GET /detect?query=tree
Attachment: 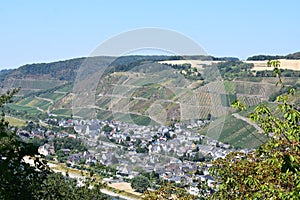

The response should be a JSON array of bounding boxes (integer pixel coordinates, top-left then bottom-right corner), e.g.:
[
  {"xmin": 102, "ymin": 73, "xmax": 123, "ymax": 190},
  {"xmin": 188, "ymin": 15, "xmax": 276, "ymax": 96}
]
[
  {"xmin": 0, "ymin": 89, "xmax": 51, "ymax": 199},
  {"xmin": 130, "ymin": 175, "xmax": 150, "ymax": 193},
  {"xmin": 36, "ymin": 173, "xmax": 108, "ymax": 200},
  {"xmin": 211, "ymin": 61, "xmax": 300, "ymax": 199},
  {"xmin": 0, "ymin": 89, "xmax": 108, "ymax": 199},
  {"xmin": 102, "ymin": 124, "xmax": 113, "ymax": 133},
  {"xmin": 136, "ymin": 146, "xmax": 148, "ymax": 153}
]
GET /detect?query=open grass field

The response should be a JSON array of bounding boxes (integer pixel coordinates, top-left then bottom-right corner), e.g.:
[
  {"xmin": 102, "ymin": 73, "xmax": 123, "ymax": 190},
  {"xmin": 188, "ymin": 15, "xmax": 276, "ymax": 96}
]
[
  {"xmin": 158, "ymin": 60, "xmax": 223, "ymax": 69},
  {"xmin": 159, "ymin": 59, "xmax": 300, "ymax": 72},
  {"xmin": 5, "ymin": 116, "xmax": 26, "ymax": 127},
  {"xmin": 7, "ymin": 104, "xmax": 42, "ymax": 115},
  {"xmin": 107, "ymin": 182, "xmax": 142, "ymax": 197},
  {"xmin": 245, "ymin": 59, "xmax": 300, "ymax": 71}
]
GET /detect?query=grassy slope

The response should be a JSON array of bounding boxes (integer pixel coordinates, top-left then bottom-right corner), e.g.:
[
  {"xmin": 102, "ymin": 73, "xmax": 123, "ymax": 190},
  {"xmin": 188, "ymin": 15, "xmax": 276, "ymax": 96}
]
[
  {"xmin": 5, "ymin": 116, "xmax": 26, "ymax": 127},
  {"xmin": 7, "ymin": 84, "xmax": 73, "ymax": 118},
  {"xmin": 200, "ymin": 115, "xmax": 266, "ymax": 149}
]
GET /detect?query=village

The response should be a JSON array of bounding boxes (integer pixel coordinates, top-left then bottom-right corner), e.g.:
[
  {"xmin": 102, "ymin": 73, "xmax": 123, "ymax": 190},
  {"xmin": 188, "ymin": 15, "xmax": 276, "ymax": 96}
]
[{"xmin": 17, "ymin": 117, "xmax": 249, "ymax": 195}]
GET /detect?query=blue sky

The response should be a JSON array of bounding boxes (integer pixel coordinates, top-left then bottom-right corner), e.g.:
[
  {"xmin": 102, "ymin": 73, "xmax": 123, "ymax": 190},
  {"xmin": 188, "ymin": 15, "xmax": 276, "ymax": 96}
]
[{"xmin": 1, "ymin": 0, "xmax": 300, "ymax": 69}]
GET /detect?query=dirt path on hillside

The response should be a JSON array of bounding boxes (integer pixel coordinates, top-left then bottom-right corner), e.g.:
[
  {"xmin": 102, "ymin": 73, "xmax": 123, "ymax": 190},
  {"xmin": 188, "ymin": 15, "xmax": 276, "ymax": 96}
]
[
  {"xmin": 232, "ymin": 113, "xmax": 263, "ymax": 133},
  {"xmin": 35, "ymin": 96, "xmax": 54, "ymax": 104}
]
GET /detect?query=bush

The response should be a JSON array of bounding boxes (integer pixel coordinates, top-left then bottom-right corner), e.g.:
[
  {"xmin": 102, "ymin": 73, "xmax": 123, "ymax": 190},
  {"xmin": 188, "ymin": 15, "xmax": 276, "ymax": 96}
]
[{"xmin": 130, "ymin": 175, "xmax": 150, "ymax": 193}]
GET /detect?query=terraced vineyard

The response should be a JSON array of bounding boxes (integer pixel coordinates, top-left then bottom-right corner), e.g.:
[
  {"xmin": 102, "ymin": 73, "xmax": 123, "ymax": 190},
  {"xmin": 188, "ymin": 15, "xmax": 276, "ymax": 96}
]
[
  {"xmin": 93, "ymin": 71, "xmax": 229, "ymax": 124},
  {"xmin": 7, "ymin": 104, "xmax": 42, "ymax": 115},
  {"xmin": 81, "ymin": 67, "xmax": 284, "ymax": 128},
  {"xmin": 200, "ymin": 115, "xmax": 267, "ymax": 148},
  {"xmin": 8, "ymin": 85, "xmax": 72, "ymax": 119},
  {"xmin": 2, "ymin": 56, "xmax": 296, "ymax": 149}
]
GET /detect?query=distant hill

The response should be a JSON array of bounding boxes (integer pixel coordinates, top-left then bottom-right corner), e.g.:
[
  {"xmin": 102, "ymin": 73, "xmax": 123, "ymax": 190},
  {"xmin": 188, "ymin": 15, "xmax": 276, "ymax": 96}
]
[
  {"xmin": 247, "ymin": 51, "xmax": 300, "ymax": 61},
  {"xmin": 286, "ymin": 52, "xmax": 300, "ymax": 59},
  {"xmin": 0, "ymin": 55, "xmax": 239, "ymax": 94},
  {"xmin": 0, "ymin": 56, "xmax": 172, "ymax": 95}
]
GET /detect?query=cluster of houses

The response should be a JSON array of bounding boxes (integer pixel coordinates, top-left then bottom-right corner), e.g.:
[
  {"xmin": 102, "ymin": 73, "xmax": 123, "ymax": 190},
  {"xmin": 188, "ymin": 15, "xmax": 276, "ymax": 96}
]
[
  {"xmin": 17, "ymin": 127, "xmax": 76, "ymax": 143},
  {"xmin": 17, "ymin": 117, "xmax": 246, "ymax": 196},
  {"xmin": 16, "ymin": 122, "xmax": 96, "ymax": 166},
  {"xmin": 66, "ymin": 118, "xmax": 236, "ymax": 195}
]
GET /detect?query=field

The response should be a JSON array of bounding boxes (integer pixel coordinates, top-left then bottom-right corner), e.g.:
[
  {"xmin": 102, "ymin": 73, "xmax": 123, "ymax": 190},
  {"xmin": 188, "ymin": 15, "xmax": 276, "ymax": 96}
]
[
  {"xmin": 245, "ymin": 59, "xmax": 300, "ymax": 71},
  {"xmin": 159, "ymin": 59, "xmax": 300, "ymax": 72},
  {"xmin": 7, "ymin": 104, "xmax": 42, "ymax": 115},
  {"xmin": 107, "ymin": 182, "xmax": 141, "ymax": 197},
  {"xmin": 158, "ymin": 60, "xmax": 223, "ymax": 69},
  {"xmin": 5, "ymin": 116, "xmax": 26, "ymax": 127},
  {"xmin": 17, "ymin": 97, "xmax": 52, "ymax": 111},
  {"xmin": 5, "ymin": 91, "xmax": 74, "ymax": 120}
]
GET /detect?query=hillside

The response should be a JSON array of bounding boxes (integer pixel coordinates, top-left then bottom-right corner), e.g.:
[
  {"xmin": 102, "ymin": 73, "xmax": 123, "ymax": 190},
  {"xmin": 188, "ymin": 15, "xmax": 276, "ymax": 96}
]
[
  {"xmin": 0, "ymin": 55, "xmax": 177, "ymax": 96},
  {"xmin": 2, "ymin": 53, "xmax": 299, "ymax": 148}
]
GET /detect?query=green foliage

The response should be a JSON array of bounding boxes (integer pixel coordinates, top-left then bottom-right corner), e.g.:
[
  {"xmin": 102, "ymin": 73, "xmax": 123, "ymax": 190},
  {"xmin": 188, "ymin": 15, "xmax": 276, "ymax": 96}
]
[
  {"xmin": 0, "ymin": 88, "xmax": 51, "ymax": 199},
  {"xmin": 286, "ymin": 52, "xmax": 300, "ymax": 59},
  {"xmin": 256, "ymin": 69, "xmax": 300, "ymax": 78},
  {"xmin": 15, "ymin": 58, "xmax": 83, "ymax": 81},
  {"xmin": 203, "ymin": 61, "xmax": 254, "ymax": 81},
  {"xmin": 52, "ymin": 137, "xmax": 87, "ymax": 152},
  {"xmin": 211, "ymin": 61, "xmax": 300, "ymax": 199},
  {"xmin": 247, "ymin": 52, "xmax": 300, "ymax": 60},
  {"xmin": 136, "ymin": 146, "xmax": 148, "ymax": 153},
  {"xmin": 27, "ymin": 137, "xmax": 48, "ymax": 147},
  {"xmin": 231, "ymin": 99, "xmax": 247, "ymax": 111},
  {"xmin": 247, "ymin": 54, "xmax": 284, "ymax": 61},
  {"xmin": 0, "ymin": 89, "xmax": 107, "ymax": 199},
  {"xmin": 164, "ymin": 63, "xmax": 204, "ymax": 80},
  {"xmin": 102, "ymin": 124, "xmax": 113, "ymax": 133},
  {"xmin": 143, "ymin": 183, "xmax": 196, "ymax": 200},
  {"xmin": 35, "ymin": 173, "xmax": 109, "ymax": 200},
  {"xmin": 130, "ymin": 175, "xmax": 150, "ymax": 193}
]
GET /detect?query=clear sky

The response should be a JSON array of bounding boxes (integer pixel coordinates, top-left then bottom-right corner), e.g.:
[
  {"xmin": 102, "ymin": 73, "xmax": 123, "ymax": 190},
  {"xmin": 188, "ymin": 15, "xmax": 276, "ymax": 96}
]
[{"xmin": 1, "ymin": 0, "xmax": 300, "ymax": 69}]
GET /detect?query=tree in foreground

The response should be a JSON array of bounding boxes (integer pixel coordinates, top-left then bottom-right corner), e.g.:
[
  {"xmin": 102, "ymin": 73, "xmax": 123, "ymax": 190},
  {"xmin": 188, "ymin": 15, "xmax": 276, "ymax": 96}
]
[
  {"xmin": 0, "ymin": 89, "xmax": 108, "ymax": 199},
  {"xmin": 36, "ymin": 173, "xmax": 108, "ymax": 200},
  {"xmin": 0, "ymin": 89, "xmax": 50, "ymax": 199},
  {"xmin": 211, "ymin": 60, "xmax": 300, "ymax": 199}
]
